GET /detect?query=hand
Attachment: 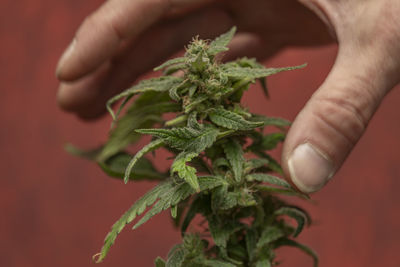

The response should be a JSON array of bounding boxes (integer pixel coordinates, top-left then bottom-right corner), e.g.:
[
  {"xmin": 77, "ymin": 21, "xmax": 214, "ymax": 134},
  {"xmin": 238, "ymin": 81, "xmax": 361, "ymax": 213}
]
[{"xmin": 56, "ymin": 0, "xmax": 400, "ymax": 193}]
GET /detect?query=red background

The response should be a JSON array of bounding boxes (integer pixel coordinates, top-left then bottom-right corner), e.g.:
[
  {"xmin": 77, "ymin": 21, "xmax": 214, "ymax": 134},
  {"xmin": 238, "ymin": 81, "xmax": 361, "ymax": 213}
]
[{"xmin": 1, "ymin": 1, "xmax": 400, "ymax": 267}]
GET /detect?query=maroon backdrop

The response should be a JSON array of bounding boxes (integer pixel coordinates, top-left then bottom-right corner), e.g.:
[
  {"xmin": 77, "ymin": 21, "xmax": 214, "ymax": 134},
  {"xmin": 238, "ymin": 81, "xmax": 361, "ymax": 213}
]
[{"xmin": 1, "ymin": 1, "xmax": 400, "ymax": 267}]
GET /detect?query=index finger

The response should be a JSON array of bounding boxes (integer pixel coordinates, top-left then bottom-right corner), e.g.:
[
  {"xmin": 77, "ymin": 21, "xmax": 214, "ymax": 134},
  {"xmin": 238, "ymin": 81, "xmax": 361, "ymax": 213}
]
[{"xmin": 56, "ymin": 0, "xmax": 210, "ymax": 81}]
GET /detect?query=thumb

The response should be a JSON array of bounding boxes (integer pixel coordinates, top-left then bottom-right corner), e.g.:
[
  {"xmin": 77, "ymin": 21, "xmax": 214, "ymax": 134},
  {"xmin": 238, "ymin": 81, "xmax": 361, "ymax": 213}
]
[{"xmin": 281, "ymin": 44, "xmax": 399, "ymax": 194}]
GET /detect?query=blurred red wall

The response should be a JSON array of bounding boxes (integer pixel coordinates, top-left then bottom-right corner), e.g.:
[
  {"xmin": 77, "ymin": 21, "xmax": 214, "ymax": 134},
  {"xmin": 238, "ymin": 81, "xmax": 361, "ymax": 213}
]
[{"xmin": 1, "ymin": 1, "xmax": 400, "ymax": 267}]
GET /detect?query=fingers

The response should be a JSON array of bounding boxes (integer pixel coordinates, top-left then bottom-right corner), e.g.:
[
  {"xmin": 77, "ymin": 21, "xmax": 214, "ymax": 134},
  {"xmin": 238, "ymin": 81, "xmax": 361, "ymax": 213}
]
[
  {"xmin": 56, "ymin": 0, "xmax": 179, "ymax": 81},
  {"xmin": 281, "ymin": 44, "xmax": 399, "ymax": 194},
  {"xmin": 58, "ymin": 6, "xmax": 234, "ymax": 119}
]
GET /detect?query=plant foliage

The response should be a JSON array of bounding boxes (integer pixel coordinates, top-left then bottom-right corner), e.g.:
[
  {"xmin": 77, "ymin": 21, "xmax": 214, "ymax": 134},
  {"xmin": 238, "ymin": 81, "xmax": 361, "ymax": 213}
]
[{"xmin": 71, "ymin": 26, "xmax": 317, "ymax": 266}]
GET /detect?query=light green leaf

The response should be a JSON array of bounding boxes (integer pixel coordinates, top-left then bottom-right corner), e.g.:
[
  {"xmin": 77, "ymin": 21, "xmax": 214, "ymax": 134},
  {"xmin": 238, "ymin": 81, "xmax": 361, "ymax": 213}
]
[
  {"xmin": 274, "ymin": 207, "xmax": 309, "ymax": 237},
  {"xmin": 246, "ymin": 173, "xmax": 291, "ymax": 189},
  {"xmin": 124, "ymin": 139, "xmax": 165, "ymax": 183},
  {"xmin": 209, "ymin": 108, "xmax": 263, "ymax": 130},
  {"xmin": 222, "ymin": 139, "xmax": 244, "ymax": 182},
  {"xmin": 256, "ymin": 185, "xmax": 309, "ymax": 199},
  {"xmin": 208, "ymin": 26, "xmax": 237, "ymax": 55},
  {"xmin": 136, "ymin": 126, "xmax": 219, "ymax": 153},
  {"xmin": 273, "ymin": 238, "xmax": 318, "ymax": 267},
  {"xmin": 172, "ymin": 152, "xmax": 200, "ymax": 192},
  {"xmin": 154, "ymin": 57, "xmax": 186, "ymax": 71},
  {"xmin": 221, "ymin": 64, "xmax": 306, "ymax": 80}
]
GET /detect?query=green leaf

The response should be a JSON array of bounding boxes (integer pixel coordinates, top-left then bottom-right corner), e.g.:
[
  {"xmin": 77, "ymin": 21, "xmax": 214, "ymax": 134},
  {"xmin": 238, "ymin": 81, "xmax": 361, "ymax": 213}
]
[
  {"xmin": 260, "ymin": 133, "xmax": 285, "ymax": 150},
  {"xmin": 245, "ymin": 228, "xmax": 257, "ymax": 261},
  {"xmin": 154, "ymin": 57, "xmax": 186, "ymax": 71},
  {"xmin": 100, "ymin": 92, "xmax": 180, "ymax": 161},
  {"xmin": 133, "ymin": 176, "xmax": 226, "ymax": 230},
  {"xmin": 273, "ymin": 238, "xmax": 318, "ymax": 267},
  {"xmin": 208, "ymin": 26, "xmax": 237, "ymax": 55},
  {"xmin": 94, "ymin": 181, "xmax": 175, "ymax": 263},
  {"xmin": 250, "ymin": 115, "xmax": 291, "ymax": 128},
  {"xmin": 124, "ymin": 139, "xmax": 165, "ymax": 183},
  {"xmin": 221, "ymin": 64, "xmax": 306, "ymax": 80},
  {"xmin": 64, "ymin": 144, "xmax": 102, "ymax": 160},
  {"xmin": 106, "ymin": 76, "xmax": 183, "ymax": 120},
  {"xmin": 243, "ymin": 158, "xmax": 270, "ymax": 174},
  {"xmin": 256, "ymin": 226, "xmax": 285, "ymax": 249},
  {"xmin": 209, "ymin": 108, "xmax": 263, "ymax": 130},
  {"xmin": 136, "ymin": 126, "xmax": 219, "ymax": 153},
  {"xmin": 246, "ymin": 173, "xmax": 291, "ymax": 189},
  {"xmin": 222, "ymin": 139, "xmax": 244, "ymax": 182},
  {"xmin": 155, "ymin": 257, "xmax": 166, "ymax": 267},
  {"xmin": 166, "ymin": 244, "xmax": 186, "ymax": 267},
  {"xmin": 274, "ymin": 207, "xmax": 309, "ymax": 237},
  {"xmin": 203, "ymin": 259, "xmax": 236, "ymax": 267},
  {"xmin": 172, "ymin": 152, "xmax": 200, "ymax": 192},
  {"xmin": 255, "ymin": 259, "xmax": 272, "ymax": 267},
  {"xmin": 208, "ymin": 216, "xmax": 243, "ymax": 248},
  {"xmin": 98, "ymin": 152, "xmax": 166, "ymax": 180},
  {"xmin": 256, "ymin": 185, "xmax": 309, "ymax": 199}
]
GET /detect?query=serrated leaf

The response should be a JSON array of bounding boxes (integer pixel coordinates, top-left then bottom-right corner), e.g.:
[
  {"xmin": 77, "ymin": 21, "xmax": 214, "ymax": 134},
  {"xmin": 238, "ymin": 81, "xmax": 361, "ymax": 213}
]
[
  {"xmin": 154, "ymin": 57, "xmax": 186, "ymax": 71},
  {"xmin": 106, "ymin": 76, "xmax": 183, "ymax": 120},
  {"xmin": 256, "ymin": 226, "xmax": 285, "ymax": 249},
  {"xmin": 222, "ymin": 139, "xmax": 244, "ymax": 182},
  {"xmin": 98, "ymin": 152, "xmax": 166, "ymax": 180},
  {"xmin": 64, "ymin": 144, "xmax": 103, "ymax": 160},
  {"xmin": 273, "ymin": 238, "xmax": 318, "ymax": 267},
  {"xmin": 246, "ymin": 173, "xmax": 291, "ymax": 189},
  {"xmin": 209, "ymin": 108, "xmax": 263, "ymax": 130},
  {"xmin": 94, "ymin": 181, "xmax": 175, "ymax": 263},
  {"xmin": 274, "ymin": 207, "xmax": 309, "ymax": 237},
  {"xmin": 133, "ymin": 176, "xmax": 225, "ymax": 230},
  {"xmin": 136, "ymin": 126, "xmax": 219, "ymax": 153},
  {"xmin": 172, "ymin": 152, "xmax": 200, "ymax": 192},
  {"xmin": 221, "ymin": 64, "xmax": 306, "ymax": 80},
  {"xmin": 124, "ymin": 139, "xmax": 165, "ymax": 183},
  {"xmin": 165, "ymin": 63, "xmax": 187, "ymax": 75},
  {"xmin": 250, "ymin": 115, "xmax": 291, "ymax": 128},
  {"xmin": 260, "ymin": 133, "xmax": 285, "ymax": 150},
  {"xmin": 155, "ymin": 257, "xmax": 166, "ymax": 267},
  {"xmin": 243, "ymin": 158, "xmax": 270, "ymax": 174},
  {"xmin": 166, "ymin": 244, "xmax": 185, "ymax": 267},
  {"xmin": 100, "ymin": 92, "xmax": 180, "ymax": 161},
  {"xmin": 208, "ymin": 26, "xmax": 236, "ymax": 55},
  {"xmin": 208, "ymin": 216, "xmax": 243, "ymax": 248}
]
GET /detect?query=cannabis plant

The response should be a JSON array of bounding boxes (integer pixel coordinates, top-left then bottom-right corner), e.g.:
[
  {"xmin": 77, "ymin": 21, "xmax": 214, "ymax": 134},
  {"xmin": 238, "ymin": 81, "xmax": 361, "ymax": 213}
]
[{"xmin": 68, "ymin": 27, "xmax": 317, "ymax": 267}]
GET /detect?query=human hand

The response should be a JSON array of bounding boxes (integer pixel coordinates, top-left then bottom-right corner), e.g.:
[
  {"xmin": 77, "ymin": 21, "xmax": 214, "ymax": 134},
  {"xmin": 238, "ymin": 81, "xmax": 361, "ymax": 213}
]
[{"xmin": 56, "ymin": 0, "xmax": 400, "ymax": 193}]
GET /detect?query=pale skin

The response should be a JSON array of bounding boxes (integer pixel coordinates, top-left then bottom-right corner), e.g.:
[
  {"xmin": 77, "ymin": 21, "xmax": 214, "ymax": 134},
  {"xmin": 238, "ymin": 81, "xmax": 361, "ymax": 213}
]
[{"xmin": 56, "ymin": 0, "xmax": 400, "ymax": 193}]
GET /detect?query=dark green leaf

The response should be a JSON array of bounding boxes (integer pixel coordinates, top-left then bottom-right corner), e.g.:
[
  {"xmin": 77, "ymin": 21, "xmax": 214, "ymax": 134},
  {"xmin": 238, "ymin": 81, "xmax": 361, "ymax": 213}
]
[
  {"xmin": 274, "ymin": 207, "xmax": 309, "ymax": 237},
  {"xmin": 256, "ymin": 226, "xmax": 285, "ymax": 249},
  {"xmin": 222, "ymin": 139, "xmax": 244, "ymax": 182}
]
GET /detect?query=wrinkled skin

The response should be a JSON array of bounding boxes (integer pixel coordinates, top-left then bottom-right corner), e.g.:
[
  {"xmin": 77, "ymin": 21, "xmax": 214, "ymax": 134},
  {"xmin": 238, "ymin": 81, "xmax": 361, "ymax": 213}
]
[{"xmin": 56, "ymin": 0, "xmax": 400, "ymax": 193}]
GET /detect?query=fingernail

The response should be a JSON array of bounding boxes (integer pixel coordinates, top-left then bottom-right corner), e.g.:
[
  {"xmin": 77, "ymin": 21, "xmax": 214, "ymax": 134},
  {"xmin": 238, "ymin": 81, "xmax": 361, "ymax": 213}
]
[
  {"xmin": 56, "ymin": 39, "xmax": 76, "ymax": 78},
  {"xmin": 288, "ymin": 143, "xmax": 334, "ymax": 193}
]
